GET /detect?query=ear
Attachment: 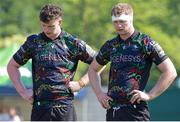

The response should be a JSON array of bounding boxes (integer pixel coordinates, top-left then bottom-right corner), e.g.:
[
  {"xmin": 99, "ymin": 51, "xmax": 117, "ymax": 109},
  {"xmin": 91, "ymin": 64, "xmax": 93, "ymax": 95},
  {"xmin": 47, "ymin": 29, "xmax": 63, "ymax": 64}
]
[{"xmin": 59, "ymin": 19, "xmax": 62, "ymax": 25}]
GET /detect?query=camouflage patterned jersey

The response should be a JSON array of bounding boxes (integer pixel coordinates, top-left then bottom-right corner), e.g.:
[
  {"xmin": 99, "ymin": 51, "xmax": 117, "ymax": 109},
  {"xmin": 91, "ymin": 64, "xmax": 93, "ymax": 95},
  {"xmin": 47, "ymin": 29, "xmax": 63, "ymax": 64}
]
[
  {"xmin": 13, "ymin": 30, "xmax": 95, "ymax": 103},
  {"xmin": 96, "ymin": 31, "xmax": 168, "ymax": 106}
]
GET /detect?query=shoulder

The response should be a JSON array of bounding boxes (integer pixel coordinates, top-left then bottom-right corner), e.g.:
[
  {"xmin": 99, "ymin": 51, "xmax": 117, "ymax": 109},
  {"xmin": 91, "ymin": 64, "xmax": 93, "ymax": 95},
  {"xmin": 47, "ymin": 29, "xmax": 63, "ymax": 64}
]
[
  {"xmin": 27, "ymin": 34, "xmax": 39, "ymax": 42},
  {"xmin": 101, "ymin": 35, "xmax": 119, "ymax": 49},
  {"xmin": 63, "ymin": 31, "xmax": 78, "ymax": 42},
  {"xmin": 137, "ymin": 32, "xmax": 163, "ymax": 55},
  {"xmin": 138, "ymin": 32, "xmax": 155, "ymax": 46},
  {"xmin": 109, "ymin": 35, "xmax": 119, "ymax": 43},
  {"xmin": 63, "ymin": 31, "xmax": 86, "ymax": 46},
  {"xmin": 26, "ymin": 33, "xmax": 47, "ymax": 46},
  {"xmin": 25, "ymin": 34, "xmax": 40, "ymax": 45}
]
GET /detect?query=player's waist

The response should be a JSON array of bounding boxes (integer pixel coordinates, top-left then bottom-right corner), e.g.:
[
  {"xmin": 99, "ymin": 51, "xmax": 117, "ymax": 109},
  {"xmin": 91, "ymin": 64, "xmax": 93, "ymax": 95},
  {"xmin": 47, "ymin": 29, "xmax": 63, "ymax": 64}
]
[
  {"xmin": 109, "ymin": 100, "xmax": 147, "ymax": 108},
  {"xmin": 33, "ymin": 98, "xmax": 73, "ymax": 108}
]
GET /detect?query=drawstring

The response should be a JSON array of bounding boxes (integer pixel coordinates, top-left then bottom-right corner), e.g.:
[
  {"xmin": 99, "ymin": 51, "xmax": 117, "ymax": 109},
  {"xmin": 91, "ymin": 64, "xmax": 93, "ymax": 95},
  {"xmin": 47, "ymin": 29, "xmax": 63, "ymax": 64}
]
[
  {"xmin": 112, "ymin": 104, "xmax": 137, "ymax": 118},
  {"xmin": 113, "ymin": 106, "xmax": 120, "ymax": 118}
]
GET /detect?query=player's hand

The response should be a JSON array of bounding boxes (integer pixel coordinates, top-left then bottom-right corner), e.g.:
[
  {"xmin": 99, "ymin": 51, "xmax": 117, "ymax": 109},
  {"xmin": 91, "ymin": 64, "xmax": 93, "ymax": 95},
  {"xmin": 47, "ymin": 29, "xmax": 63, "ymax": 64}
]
[
  {"xmin": 69, "ymin": 81, "xmax": 81, "ymax": 92},
  {"xmin": 130, "ymin": 90, "xmax": 150, "ymax": 104},
  {"xmin": 21, "ymin": 89, "xmax": 33, "ymax": 104},
  {"xmin": 96, "ymin": 92, "xmax": 113, "ymax": 109}
]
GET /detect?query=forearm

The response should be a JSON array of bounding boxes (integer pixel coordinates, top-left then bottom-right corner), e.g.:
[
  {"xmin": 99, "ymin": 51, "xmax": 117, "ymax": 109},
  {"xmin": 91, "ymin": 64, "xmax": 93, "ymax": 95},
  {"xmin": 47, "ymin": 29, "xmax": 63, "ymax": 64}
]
[
  {"xmin": 130, "ymin": 59, "xmax": 177, "ymax": 103},
  {"xmin": 88, "ymin": 67, "xmax": 103, "ymax": 96},
  {"xmin": 148, "ymin": 69, "xmax": 177, "ymax": 100},
  {"xmin": 78, "ymin": 65, "xmax": 106, "ymax": 88},
  {"xmin": 7, "ymin": 61, "xmax": 27, "ymax": 96}
]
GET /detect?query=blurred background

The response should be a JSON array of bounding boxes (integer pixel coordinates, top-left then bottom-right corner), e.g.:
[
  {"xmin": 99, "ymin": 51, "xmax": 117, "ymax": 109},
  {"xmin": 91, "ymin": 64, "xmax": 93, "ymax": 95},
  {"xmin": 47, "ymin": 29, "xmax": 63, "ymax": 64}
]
[{"xmin": 0, "ymin": 0, "xmax": 180, "ymax": 121}]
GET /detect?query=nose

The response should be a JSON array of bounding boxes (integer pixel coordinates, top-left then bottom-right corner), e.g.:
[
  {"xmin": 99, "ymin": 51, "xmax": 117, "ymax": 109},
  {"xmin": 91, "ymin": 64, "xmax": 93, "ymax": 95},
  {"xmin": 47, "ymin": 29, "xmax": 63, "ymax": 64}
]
[
  {"xmin": 44, "ymin": 27, "xmax": 51, "ymax": 34},
  {"xmin": 116, "ymin": 23, "xmax": 123, "ymax": 29},
  {"xmin": 117, "ymin": 23, "xmax": 123, "ymax": 27}
]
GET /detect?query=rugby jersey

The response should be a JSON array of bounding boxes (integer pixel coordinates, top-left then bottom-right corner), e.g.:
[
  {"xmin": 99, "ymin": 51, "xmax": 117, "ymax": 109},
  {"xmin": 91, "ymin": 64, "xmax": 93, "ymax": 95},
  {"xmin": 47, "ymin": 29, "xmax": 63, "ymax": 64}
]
[
  {"xmin": 96, "ymin": 31, "xmax": 168, "ymax": 105},
  {"xmin": 13, "ymin": 30, "xmax": 95, "ymax": 103}
]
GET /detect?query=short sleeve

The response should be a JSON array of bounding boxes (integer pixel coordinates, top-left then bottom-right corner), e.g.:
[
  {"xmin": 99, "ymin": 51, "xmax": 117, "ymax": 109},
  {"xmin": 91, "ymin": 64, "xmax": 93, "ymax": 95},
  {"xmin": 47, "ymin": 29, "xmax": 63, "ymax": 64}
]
[
  {"xmin": 96, "ymin": 41, "xmax": 111, "ymax": 66},
  {"xmin": 13, "ymin": 35, "xmax": 37, "ymax": 65},
  {"xmin": 76, "ymin": 39, "xmax": 96, "ymax": 64},
  {"xmin": 143, "ymin": 37, "xmax": 168, "ymax": 65}
]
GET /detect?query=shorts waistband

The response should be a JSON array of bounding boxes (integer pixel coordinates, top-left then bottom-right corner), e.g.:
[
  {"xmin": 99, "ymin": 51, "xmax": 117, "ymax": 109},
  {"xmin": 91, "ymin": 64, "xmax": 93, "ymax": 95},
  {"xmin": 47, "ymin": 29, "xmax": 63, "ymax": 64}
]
[
  {"xmin": 33, "ymin": 99, "xmax": 73, "ymax": 108},
  {"xmin": 110, "ymin": 101, "xmax": 147, "ymax": 108}
]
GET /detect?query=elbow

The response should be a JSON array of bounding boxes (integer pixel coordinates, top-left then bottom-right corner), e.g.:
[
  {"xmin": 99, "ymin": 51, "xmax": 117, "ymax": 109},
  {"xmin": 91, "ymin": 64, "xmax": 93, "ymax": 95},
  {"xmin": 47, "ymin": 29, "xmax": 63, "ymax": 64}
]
[
  {"xmin": 170, "ymin": 68, "xmax": 177, "ymax": 82},
  {"xmin": 172, "ymin": 70, "xmax": 177, "ymax": 81},
  {"xmin": 7, "ymin": 60, "xmax": 11, "ymax": 74},
  {"xmin": 88, "ymin": 65, "xmax": 91, "ymax": 73},
  {"xmin": 88, "ymin": 64, "xmax": 98, "ymax": 73},
  {"xmin": 87, "ymin": 66, "xmax": 92, "ymax": 76},
  {"xmin": 88, "ymin": 64, "xmax": 99, "ymax": 78},
  {"xmin": 7, "ymin": 58, "xmax": 20, "ymax": 74},
  {"xmin": 88, "ymin": 67, "xmax": 94, "ymax": 77}
]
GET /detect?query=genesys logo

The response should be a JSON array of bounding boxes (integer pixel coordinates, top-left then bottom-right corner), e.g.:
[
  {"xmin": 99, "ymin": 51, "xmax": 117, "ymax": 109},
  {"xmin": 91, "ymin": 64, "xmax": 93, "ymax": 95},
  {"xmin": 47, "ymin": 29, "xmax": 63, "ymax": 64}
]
[{"xmin": 111, "ymin": 54, "xmax": 141, "ymax": 63}]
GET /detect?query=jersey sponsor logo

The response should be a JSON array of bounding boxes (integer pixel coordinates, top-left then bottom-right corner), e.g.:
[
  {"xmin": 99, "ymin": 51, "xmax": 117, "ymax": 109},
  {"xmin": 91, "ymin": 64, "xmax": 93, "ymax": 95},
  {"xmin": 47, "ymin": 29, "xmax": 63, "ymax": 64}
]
[
  {"xmin": 111, "ymin": 54, "xmax": 141, "ymax": 63},
  {"xmin": 40, "ymin": 54, "xmax": 63, "ymax": 61}
]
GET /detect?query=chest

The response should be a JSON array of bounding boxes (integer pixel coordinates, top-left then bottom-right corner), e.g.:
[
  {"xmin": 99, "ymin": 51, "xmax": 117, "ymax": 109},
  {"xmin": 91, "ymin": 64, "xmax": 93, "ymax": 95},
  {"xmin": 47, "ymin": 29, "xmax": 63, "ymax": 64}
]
[
  {"xmin": 110, "ymin": 43, "xmax": 144, "ymax": 64},
  {"xmin": 32, "ymin": 39, "xmax": 77, "ymax": 69}
]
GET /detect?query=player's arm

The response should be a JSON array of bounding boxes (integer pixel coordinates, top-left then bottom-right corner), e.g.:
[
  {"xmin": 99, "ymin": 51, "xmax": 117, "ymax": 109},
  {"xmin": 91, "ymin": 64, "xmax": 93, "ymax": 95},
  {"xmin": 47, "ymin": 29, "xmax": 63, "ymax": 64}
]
[
  {"xmin": 130, "ymin": 58, "xmax": 177, "ymax": 103},
  {"xmin": 7, "ymin": 58, "xmax": 33, "ymax": 104},
  {"xmin": 69, "ymin": 64, "xmax": 106, "ymax": 92},
  {"xmin": 88, "ymin": 58, "xmax": 112, "ymax": 109},
  {"xmin": 147, "ymin": 58, "xmax": 177, "ymax": 99}
]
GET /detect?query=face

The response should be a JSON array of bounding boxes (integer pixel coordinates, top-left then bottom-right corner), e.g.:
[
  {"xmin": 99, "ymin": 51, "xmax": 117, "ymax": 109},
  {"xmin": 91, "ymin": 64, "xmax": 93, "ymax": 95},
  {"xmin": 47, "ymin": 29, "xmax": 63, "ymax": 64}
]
[
  {"xmin": 113, "ymin": 19, "xmax": 132, "ymax": 36},
  {"xmin": 41, "ymin": 18, "xmax": 62, "ymax": 39}
]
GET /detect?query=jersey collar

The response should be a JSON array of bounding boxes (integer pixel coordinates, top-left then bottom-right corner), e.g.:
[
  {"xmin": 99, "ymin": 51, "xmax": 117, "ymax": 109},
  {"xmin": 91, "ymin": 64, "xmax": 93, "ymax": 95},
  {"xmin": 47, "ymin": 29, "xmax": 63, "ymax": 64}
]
[
  {"xmin": 117, "ymin": 30, "xmax": 139, "ymax": 43},
  {"xmin": 41, "ymin": 29, "xmax": 65, "ymax": 42}
]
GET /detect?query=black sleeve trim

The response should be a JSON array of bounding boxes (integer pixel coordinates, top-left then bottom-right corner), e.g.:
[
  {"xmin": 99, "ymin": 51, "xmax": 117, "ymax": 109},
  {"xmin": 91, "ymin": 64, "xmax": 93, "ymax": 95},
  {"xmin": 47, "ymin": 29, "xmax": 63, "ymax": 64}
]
[
  {"xmin": 13, "ymin": 54, "xmax": 25, "ymax": 66},
  {"xmin": 155, "ymin": 55, "xmax": 168, "ymax": 65},
  {"xmin": 96, "ymin": 55, "xmax": 107, "ymax": 66}
]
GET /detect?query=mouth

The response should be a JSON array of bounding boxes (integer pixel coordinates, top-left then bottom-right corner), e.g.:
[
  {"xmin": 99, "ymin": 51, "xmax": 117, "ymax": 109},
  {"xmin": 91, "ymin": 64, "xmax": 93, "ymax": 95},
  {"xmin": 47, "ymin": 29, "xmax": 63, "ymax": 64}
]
[
  {"xmin": 117, "ymin": 29, "xmax": 124, "ymax": 32},
  {"xmin": 45, "ymin": 32, "xmax": 52, "ymax": 35}
]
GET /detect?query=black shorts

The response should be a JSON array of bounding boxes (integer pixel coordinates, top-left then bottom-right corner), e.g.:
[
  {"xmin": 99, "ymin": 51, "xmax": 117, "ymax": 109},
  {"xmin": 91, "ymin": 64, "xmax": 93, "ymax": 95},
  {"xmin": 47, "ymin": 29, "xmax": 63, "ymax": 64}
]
[
  {"xmin": 106, "ymin": 101, "xmax": 150, "ymax": 121},
  {"xmin": 31, "ymin": 101, "xmax": 77, "ymax": 121}
]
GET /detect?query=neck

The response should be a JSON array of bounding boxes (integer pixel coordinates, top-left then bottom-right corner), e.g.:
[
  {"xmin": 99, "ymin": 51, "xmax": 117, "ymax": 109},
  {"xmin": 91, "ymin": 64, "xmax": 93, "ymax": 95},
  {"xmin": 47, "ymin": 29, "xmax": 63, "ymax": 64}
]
[{"xmin": 50, "ymin": 27, "xmax": 62, "ymax": 40}]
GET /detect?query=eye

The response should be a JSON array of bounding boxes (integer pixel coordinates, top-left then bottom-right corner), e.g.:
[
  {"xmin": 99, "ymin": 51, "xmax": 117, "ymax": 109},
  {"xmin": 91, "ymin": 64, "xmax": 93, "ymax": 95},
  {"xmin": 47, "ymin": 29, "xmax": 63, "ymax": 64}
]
[
  {"xmin": 113, "ymin": 21, "xmax": 119, "ymax": 24},
  {"xmin": 48, "ymin": 25, "xmax": 55, "ymax": 29},
  {"xmin": 49, "ymin": 25, "xmax": 55, "ymax": 28},
  {"xmin": 42, "ymin": 24, "xmax": 46, "ymax": 27},
  {"xmin": 119, "ymin": 20, "xmax": 127, "ymax": 23}
]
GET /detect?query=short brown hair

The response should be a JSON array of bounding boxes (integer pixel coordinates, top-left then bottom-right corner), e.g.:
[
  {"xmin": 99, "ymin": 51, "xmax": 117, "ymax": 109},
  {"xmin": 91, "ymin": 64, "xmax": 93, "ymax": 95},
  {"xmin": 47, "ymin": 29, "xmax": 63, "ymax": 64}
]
[
  {"xmin": 39, "ymin": 4, "xmax": 63, "ymax": 22},
  {"xmin": 111, "ymin": 3, "xmax": 133, "ymax": 16}
]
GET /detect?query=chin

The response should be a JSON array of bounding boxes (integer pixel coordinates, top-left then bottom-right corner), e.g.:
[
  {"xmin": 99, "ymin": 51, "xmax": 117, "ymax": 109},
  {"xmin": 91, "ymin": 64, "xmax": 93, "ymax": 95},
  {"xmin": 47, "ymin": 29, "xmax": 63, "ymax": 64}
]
[
  {"xmin": 118, "ymin": 31, "xmax": 125, "ymax": 35},
  {"xmin": 46, "ymin": 33, "xmax": 52, "ymax": 37},
  {"xmin": 119, "ymin": 30, "xmax": 129, "ymax": 35}
]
